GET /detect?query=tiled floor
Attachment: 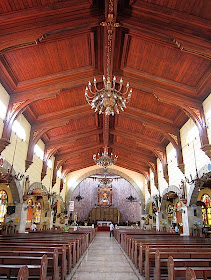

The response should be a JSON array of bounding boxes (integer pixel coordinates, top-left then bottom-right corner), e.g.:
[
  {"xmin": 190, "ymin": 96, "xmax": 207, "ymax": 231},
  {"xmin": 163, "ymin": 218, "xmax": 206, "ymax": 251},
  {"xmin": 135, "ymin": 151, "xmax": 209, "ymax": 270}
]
[{"xmin": 67, "ymin": 232, "xmax": 143, "ymax": 280}]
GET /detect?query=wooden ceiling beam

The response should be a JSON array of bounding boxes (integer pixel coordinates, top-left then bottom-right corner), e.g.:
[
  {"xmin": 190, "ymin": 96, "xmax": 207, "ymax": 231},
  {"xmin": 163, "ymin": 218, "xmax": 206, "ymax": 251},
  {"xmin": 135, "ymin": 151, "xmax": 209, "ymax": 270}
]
[
  {"xmin": 63, "ymin": 158, "xmax": 94, "ymax": 169},
  {"xmin": 56, "ymin": 143, "xmax": 102, "ymax": 160},
  {"xmin": 117, "ymin": 160, "xmax": 148, "ymax": 175},
  {"xmin": 121, "ymin": 68, "xmax": 198, "ymax": 99},
  {"xmin": 33, "ymin": 110, "xmax": 94, "ymax": 132},
  {"xmin": 130, "ymin": 1, "xmax": 210, "ymax": 29},
  {"xmin": 111, "ymin": 128, "xmax": 165, "ymax": 153},
  {"xmin": 126, "ymin": 106, "xmax": 175, "ymax": 125},
  {"xmin": 116, "ymin": 157, "xmax": 150, "ymax": 170},
  {"xmin": 113, "ymin": 150, "xmax": 153, "ymax": 170},
  {"xmin": 36, "ymin": 104, "xmax": 91, "ymax": 122},
  {"xmin": 119, "ymin": 111, "xmax": 178, "ymax": 136},
  {"xmin": 111, "ymin": 143, "xmax": 155, "ymax": 162},
  {"xmin": 45, "ymin": 128, "xmax": 103, "ymax": 150}
]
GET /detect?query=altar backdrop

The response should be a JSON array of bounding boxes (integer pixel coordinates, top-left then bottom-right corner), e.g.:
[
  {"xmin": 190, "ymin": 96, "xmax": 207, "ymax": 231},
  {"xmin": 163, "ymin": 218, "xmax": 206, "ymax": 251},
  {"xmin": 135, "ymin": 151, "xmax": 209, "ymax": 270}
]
[{"xmin": 70, "ymin": 177, "xmax": 141, "ymax": 223}]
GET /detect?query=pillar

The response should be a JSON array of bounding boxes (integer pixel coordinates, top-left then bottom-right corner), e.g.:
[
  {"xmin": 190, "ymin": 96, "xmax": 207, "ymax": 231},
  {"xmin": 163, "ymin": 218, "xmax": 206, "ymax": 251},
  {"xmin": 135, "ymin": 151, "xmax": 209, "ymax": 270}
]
[
  {"xmin": 156, "ymin": 212, "xmax": 163, "ymax": 231},
  {"xmin": 181, "ymin": 206, "xmax": 189, "ymax": 236},
  {"xmin": 16, "ymin": 203, "xmax": 28, "ymax": 233}
]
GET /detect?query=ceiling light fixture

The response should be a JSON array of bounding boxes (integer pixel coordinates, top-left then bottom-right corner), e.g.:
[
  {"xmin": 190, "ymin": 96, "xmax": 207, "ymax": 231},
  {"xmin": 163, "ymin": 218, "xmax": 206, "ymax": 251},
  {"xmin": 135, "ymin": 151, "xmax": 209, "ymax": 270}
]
[
  {"xmin": 93, "ymin": 146, "xmax": 117, "ymax": 169},
  {"xmin": 85, "ymin": 76, "xmax": 132, "ymax": 116},
  {"xmin": 98, "ymin": 173, "xmax": 113, "ymax": 186},
  {"xmin": 85, "ymin": 0, "xmax": 132, "ymax": 116}
]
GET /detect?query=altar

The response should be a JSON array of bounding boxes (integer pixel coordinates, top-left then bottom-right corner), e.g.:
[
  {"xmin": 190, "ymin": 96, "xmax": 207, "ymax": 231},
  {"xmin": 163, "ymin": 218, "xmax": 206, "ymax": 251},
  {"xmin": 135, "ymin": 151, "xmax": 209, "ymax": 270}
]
[
  {"xmin": 97, "ymin": 221, "xmax": 111, "ymax": 227},
  {"xmin": 89, "ymin": 206, "xmax": 121, "ymax": 224}
]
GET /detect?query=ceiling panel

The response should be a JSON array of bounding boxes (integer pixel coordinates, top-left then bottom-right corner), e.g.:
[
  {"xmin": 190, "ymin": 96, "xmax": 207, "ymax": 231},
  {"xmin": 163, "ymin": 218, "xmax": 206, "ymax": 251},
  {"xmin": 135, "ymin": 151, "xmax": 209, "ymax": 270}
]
[
  {"xmin": 0, "ymin": 0, "xmax": 67, "ymax": 13},
  {"xmin": 29, "ymin": 87, "xmax": 87, "ymax": 117},
  {"xmin": 140, "ymin": 0, "xmax": 211, "ymax": 19},
  {"xmin": 129, "ymin": 89, "xmax": 181, "ymax": 121},
  {"xmin": 3, "ymin": 34, "xmax": 90, "ymax": 81},
  {"xmin": 46, "ymin": 115, "xmax": 96, "ymax": 138},
  {"xmin": 127, "ymin": 37, "xmax": 210, "ymax": 87}
]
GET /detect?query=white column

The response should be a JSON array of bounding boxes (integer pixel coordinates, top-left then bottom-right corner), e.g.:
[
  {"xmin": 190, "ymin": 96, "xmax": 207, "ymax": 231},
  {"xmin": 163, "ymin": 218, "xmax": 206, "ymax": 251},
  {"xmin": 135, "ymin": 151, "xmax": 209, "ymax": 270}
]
[
  {"xmin": 156, "ymin": 212, "xmax": 162, "ymax": 231},
  {"xmin": 181, "ymin": 206, "xmax": 190, "ymax": 236},
  {"xmin": 16, "ymin": 203, "xmax": 28, "ymax": 233},
  {"xmin": 50, "ymin": 210, "xmax": 54, "ymax": 229}
]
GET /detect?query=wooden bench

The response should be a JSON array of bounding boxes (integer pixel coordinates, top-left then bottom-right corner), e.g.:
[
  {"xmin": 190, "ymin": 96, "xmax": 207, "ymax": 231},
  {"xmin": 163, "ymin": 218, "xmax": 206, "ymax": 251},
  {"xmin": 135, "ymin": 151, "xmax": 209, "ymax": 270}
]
[
  {"xmin": 0, "ymin": 245, "xmax": 65, "ymax": 280},
  {"xmin": 138, "ymin": 242, "xmax": 211, "ymax": 274},
  {"xmin": 168, "ymin": 256, "xmax": 211, "ymax": 280},
  {"xmin": 0, "ymin": 249, "xmax": 59, "ymax": 280},
  {"xmin": 17, "ymin": 265, "xmax": 29, "ymax": 280},
  {"xmin": 186, "ymin": 267, "xmax": 196, "ymax": 280},
  {"xmin": 131, "ymin": 236, "xmax": 211, "ymax": 266},
  {"xmin": 145, "ymin": 246, "xmax": 211, "ymax": 280},
  {"xmin": 0, "ymin": 231, "xmax": 91, "ymax": 279},
  {"xmin": 0, "ymin": 237, "xmax": 80, "ymax": 269},
  {"xmin": 0, "ymin": 254, "xmax": 48, "ymax": 280}
]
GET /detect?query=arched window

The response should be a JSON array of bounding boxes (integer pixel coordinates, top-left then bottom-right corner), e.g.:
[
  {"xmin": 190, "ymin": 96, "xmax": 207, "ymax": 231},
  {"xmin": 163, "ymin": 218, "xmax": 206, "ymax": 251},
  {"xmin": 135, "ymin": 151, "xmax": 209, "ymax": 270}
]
[
  {"xmin": 201, "ymin": 194, "xmax": 211, "ymax": 226},
  {"xmin": 0, "ymin": 190, "xmax": 8, "ymax": 223}
]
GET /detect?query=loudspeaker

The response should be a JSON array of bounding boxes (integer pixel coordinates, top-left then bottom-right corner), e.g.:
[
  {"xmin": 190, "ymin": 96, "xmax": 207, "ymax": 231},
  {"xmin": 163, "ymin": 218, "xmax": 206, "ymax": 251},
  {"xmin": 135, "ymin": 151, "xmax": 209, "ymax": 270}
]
[{"xmin": 7, "ymin": 206, "xmax": 16, "ymax": 215}]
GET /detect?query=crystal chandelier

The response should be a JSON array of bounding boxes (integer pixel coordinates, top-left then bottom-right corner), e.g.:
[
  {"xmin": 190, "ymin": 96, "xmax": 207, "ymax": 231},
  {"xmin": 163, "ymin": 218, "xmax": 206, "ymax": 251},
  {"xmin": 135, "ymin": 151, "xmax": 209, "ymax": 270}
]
[
  {"xmin": 93, "ymin": 146, "xmax": 118, "ymax": 168},
  {"xmin": 85, "ymin": 76, "xmax": 132, "ymax": 116}
]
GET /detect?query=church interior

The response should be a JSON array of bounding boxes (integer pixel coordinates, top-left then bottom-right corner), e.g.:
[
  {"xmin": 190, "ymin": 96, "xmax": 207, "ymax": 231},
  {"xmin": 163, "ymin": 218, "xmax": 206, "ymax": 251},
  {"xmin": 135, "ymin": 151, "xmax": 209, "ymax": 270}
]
[{"xmin": 0, "ymin": 0, "xmax": 211, "ymax": 279}]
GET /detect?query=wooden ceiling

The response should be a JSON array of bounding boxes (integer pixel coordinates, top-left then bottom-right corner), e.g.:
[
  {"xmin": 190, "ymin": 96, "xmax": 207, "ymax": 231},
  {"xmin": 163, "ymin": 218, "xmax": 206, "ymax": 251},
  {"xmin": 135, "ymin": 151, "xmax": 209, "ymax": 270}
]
[{"xmin": 0, "ymin": 0, "xmax": 211, "ymax": 183}]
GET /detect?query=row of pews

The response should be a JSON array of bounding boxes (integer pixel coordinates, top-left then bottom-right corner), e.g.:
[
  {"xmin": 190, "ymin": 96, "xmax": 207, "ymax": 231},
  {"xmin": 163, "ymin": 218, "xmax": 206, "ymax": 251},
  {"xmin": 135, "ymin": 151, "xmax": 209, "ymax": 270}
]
[
  {"xmin": 114, "ymin": 228, "xmax": 211, "ymax": 280},
  {"xmin": 0, "ymin": 227, "xmax": 97, "ymax": 279}
]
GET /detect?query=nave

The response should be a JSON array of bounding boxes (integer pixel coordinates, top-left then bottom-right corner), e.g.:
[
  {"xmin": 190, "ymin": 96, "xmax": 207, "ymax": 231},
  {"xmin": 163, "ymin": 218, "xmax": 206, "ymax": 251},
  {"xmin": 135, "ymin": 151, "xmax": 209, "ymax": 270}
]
[{"xmin": 68, "ymin": 232, "xmax": 141, "ymax": 280}]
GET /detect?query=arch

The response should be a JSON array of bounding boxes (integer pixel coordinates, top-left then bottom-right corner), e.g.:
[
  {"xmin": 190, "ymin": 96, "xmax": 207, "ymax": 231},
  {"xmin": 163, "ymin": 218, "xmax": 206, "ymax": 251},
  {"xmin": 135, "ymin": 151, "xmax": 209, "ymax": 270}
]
[
  {"xmin": 160, "ymin": 185, "xmax": 181, "ymax": 212},
  {"xmin": 189, "ymin": 164, "xmax": 211, "ymax": 206},
  {"xmin": 27, "ymin": 182, "xmax": 48, "ymax": 195},
  {"xmin": 27, "ymin": 182, "xmax": 50, "ymax": 212},
  {"xmin": 145, "ymin": 197, "xmax": 154, "ymax": 214},
  {"xmin": 0, "ymin": 159, "xmax": 23, "ymax": 203},
  {"xmin": 66, "ymin": 166, "xmax": 145, "ymax": 208}
]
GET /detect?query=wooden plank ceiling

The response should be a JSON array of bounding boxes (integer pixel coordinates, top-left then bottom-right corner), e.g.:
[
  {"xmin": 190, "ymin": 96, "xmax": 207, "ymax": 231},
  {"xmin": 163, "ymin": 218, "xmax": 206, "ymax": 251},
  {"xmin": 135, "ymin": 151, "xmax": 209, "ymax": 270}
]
[{"xmin": 0, "ymin": 0, "xmax": 210, "ymax": 178}]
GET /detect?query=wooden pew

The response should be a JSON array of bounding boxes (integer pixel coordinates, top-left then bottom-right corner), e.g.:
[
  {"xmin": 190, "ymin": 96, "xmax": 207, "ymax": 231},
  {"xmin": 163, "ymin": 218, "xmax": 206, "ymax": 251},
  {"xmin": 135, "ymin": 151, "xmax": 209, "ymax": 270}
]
[
  {"xmin": 138, "ymin": 242, "xmax": 211, "ymax": 274},
  {"xmin": 129, "ymin": 235, "xmax": 211, "ymax": 266},
  {"xmin": 168, "ymin": 256, "xmax": 211, "ymax": 280},
  {"xmin": 0, "ymin": 235, "xmax": 80, "ymax": 269},
  {"xmin": 0, "ymin": 231, "xmax": 90, "ymax": 278},
  {"xmin": 0, "ymin": 254, "xmax": 48, "ymax": 280},
  {"xmin": 155, "ymin": 254, "xmax": 211, "ymax": 280},
  {"xmin": 17, "ymin": 265, "xmax": 29, "ymax": 280},
  {"xmin": 145, "ymin": 246, "xmax": 211, "ymax": 280},
  {"xmin": 0, "ymin": 244, "xmax": 65, "ymax": 280},
  {"xmin": 0, "ymin": 249, "xmax": 59, "ymax": 280},
  {"xmin": 186, "ymin": 268, "xmax": 196, "ymax": 280}
]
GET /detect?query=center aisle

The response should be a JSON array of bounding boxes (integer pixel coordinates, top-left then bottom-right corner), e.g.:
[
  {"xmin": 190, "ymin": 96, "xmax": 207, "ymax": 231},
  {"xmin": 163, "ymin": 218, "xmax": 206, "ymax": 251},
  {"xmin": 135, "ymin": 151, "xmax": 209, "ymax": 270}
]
[{"xmin": 68, "ymin": 232, "xmax": 143, "ymax": 280}]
